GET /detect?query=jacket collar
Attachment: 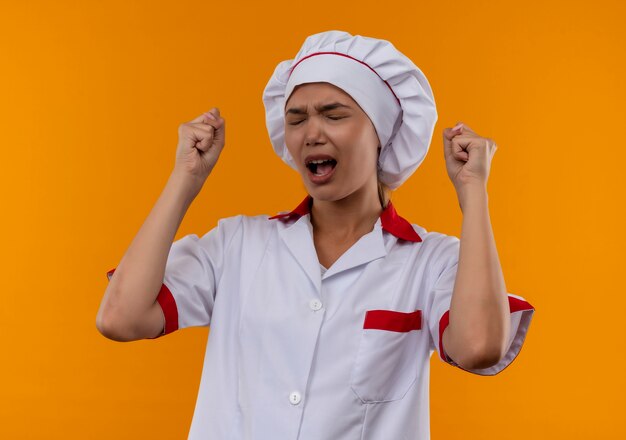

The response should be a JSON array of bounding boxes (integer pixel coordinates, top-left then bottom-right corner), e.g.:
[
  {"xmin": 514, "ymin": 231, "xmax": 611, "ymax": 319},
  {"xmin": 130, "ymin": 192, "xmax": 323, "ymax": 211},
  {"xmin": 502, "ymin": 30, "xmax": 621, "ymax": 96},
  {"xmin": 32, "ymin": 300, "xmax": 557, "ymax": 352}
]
[{"xmin": 269, "ymin": 195, "xmax": 422, "ymax": 243}]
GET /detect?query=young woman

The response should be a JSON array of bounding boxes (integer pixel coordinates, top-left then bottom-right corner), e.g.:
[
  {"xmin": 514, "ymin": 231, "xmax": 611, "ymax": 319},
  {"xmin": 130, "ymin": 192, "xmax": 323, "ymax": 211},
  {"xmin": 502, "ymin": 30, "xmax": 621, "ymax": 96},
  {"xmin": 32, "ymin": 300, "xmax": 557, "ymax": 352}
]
[{"xmin": 97, "ymin": 31, "xmax": 535, "ymax": 440}]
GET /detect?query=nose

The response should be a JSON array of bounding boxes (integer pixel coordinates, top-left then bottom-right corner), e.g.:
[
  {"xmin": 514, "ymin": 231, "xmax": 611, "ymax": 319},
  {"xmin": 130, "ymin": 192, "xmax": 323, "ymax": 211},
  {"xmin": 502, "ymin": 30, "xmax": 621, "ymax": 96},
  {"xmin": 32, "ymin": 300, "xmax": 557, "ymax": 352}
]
[{"xmin": 304, "ymin": 114, "xmax": 325, "ymax": 147}]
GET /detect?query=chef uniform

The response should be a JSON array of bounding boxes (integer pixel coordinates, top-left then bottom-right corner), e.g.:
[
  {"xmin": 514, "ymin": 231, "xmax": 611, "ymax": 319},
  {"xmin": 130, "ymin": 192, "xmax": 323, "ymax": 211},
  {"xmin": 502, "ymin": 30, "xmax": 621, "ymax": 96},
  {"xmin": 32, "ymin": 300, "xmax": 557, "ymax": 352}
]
[{"xmin": 106, "ymin": 30, "xmax": 535, "ymax": 440}]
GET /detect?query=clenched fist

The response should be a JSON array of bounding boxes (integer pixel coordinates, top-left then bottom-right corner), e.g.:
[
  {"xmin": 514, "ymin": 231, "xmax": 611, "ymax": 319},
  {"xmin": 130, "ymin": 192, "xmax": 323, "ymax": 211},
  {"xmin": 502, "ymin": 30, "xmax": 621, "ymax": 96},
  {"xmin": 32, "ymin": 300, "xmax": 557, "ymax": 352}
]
[
  {"xmin": 174, "ymin": 108, "xmax": 226, "ymax": 183},
  {"xmin": 443, "ymin": 121, "xmax": 497, "ymax": 191}
]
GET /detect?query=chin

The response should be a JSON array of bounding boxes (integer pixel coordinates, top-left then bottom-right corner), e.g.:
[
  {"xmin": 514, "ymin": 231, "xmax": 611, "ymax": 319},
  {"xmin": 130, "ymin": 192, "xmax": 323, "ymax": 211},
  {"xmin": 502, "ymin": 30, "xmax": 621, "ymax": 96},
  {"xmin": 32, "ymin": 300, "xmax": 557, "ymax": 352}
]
[
  {"xmin": 305, "ymin": 184, "xmax": 352, "ymax": 202},
  {"xmin": 303, "ymin": 182, "xmax": 332, "ymax": 199}
]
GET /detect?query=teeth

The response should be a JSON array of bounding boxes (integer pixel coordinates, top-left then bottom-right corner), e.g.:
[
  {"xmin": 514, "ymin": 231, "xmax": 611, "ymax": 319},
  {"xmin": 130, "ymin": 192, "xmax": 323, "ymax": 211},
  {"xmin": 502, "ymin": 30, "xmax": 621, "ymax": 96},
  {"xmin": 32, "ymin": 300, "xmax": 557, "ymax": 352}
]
[{"xmin": 307, "ymin": 159, "xmax": 334, "ymax": 164}]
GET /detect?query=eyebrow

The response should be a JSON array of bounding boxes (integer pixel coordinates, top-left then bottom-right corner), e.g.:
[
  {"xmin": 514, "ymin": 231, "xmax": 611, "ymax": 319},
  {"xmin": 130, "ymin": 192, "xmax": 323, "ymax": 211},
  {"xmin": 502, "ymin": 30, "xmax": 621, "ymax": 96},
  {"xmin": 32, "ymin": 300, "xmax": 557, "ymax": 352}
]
[{"xmin": 285, "ymin": 102, "xmax": 351, "ymax": 115}]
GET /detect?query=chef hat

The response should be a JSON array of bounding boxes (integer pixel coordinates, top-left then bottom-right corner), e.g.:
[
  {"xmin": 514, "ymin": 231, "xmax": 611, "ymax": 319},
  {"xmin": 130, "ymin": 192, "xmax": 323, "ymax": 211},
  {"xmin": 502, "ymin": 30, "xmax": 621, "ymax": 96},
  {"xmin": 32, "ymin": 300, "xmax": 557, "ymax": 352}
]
[{"xmin": 262, "ymin": 30, "xmax": 438, "ymax": 190}]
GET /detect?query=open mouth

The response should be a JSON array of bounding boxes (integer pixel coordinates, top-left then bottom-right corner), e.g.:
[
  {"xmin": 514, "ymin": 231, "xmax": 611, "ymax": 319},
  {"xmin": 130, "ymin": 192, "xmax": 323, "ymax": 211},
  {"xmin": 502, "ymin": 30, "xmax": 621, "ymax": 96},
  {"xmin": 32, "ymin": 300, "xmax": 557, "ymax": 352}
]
[{"xmin": 306, "ymin": 158, "xmax": 337, "ymax": 176}]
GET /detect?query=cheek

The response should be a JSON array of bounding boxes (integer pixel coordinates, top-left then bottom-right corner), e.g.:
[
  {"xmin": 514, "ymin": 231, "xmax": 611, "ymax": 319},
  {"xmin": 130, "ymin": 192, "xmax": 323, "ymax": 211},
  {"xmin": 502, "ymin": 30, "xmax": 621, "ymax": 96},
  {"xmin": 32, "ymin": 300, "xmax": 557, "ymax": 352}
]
[
  {"xmin": 284, "ymin": 130, "xmax": 302, "ymax": 164},
  {"xmin": 348, "ymin": 150, "xmax": 377, "ymax": 177},
  {"xmin": 338, "ymin": 126, "xmax": 379, "ymax": 171}
]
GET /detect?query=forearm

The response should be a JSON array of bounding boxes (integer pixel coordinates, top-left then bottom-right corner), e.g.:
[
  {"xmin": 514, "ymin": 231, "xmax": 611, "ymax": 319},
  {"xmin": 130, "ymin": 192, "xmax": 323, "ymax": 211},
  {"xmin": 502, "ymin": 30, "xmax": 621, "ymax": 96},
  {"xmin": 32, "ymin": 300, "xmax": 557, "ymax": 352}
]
[
  {"xmin": 442, "ymin": 185, "xmax": 510, "ymax": 369},
  {"xmin": 97, "ymin": 170, "xmax": 201, "ymax": 335}
]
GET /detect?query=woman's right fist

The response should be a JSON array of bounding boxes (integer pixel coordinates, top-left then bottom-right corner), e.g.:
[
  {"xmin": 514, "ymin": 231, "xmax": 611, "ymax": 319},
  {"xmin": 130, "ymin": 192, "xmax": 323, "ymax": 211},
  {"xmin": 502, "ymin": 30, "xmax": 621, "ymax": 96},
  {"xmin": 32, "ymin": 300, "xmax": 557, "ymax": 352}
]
[{"xmin": 174, "ymin": 108, "xmax": 226, "ymax": 182}]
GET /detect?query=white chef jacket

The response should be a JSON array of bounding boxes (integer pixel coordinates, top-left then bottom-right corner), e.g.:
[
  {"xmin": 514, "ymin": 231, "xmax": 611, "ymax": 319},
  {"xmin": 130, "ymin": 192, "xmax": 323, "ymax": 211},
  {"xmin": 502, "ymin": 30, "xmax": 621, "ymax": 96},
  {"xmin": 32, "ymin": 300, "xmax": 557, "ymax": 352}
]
[{"xmin": 106, "ymin": 195, "xmax": 535, "ymax": 440}]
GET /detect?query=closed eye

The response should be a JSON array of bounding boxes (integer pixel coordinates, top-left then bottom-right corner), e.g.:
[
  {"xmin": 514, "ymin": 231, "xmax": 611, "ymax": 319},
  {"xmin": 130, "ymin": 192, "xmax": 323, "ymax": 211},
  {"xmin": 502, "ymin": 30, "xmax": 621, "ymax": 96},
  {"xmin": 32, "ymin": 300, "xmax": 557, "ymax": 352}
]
[{"xmin": 288, "ymin": 115, "xmax": 345, "ymax": 125}]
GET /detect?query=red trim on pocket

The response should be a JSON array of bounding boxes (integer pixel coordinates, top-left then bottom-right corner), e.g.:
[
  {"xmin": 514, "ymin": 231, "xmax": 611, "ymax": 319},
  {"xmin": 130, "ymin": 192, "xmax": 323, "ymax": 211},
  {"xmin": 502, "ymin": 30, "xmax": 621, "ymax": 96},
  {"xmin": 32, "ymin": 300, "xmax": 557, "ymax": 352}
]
[
  {"xmin": 438, "ymin": 296, "xmax": 535, "ymax": 363},
  {"xmin": 105, "ymin": 268, "xmax": 179, "ymax": 338},
  {"xmin": 363, "ymin": 309, "xmax": 422, "ymax": 332}
]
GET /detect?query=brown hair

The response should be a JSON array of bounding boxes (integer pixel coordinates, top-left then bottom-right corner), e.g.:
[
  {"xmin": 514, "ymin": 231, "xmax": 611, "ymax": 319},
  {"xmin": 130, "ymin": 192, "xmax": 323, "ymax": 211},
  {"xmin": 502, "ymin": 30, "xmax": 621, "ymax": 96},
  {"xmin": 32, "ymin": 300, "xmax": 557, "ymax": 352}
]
[
  {"xmin": 377, "ymin": 178, "xmax": 391, "ymax": 209},
  {"xmin": 376, "ymin": 145, "xmax": 391, "ymax": 208}
]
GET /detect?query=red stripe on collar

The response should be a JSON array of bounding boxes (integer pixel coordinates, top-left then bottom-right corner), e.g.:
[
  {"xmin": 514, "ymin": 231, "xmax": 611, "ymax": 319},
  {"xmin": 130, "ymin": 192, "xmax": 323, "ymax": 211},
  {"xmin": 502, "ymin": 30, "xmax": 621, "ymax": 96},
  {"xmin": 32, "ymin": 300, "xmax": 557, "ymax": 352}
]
[
  {"xmin": 269, "ymin": 195, "xmax": 422, "ymax": 243},
  {"xmin": 268, "ymin": 195, "xmax": 312, "ymax": 220}
]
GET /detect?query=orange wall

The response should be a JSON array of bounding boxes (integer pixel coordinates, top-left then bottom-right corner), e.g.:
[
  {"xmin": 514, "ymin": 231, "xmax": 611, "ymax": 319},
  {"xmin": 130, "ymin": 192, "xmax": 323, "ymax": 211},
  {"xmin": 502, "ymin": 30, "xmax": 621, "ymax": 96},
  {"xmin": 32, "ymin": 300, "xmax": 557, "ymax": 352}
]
[{"xmin": 1, "ymin": 0, "xmax": 624, "ymax": 438}]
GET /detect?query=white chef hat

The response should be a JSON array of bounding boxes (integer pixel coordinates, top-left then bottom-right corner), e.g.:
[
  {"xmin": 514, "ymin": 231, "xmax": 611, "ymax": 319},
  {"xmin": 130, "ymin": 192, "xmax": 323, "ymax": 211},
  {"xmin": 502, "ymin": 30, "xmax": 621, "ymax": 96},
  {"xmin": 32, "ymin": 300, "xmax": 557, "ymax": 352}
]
[{"xmin": 262, "ymin": 30, "xmax": 438, "ymax": 190}]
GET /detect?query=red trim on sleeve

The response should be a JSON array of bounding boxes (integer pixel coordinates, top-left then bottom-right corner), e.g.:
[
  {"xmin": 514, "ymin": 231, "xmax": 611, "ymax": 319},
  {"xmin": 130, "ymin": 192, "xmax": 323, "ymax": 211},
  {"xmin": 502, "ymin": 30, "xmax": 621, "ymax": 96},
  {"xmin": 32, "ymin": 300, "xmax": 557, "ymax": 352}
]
[
  {"xmin": 508, "ymin": 296, "xmax": 534, "ymax": 313},
  {"xmin": 438, "ymin": 310, "xmax": 452, "ymax": 362},
  {"xmin": 363, "ymin": 309, "xmax": 422, "ymax": 332},
  {"xmin": 438, "ymin": 296, "xmax": 535, "ymax": 363},
  {"xmin": 153, "ymin": 283, "xmax": 179, "ymax": 336},
  {"xmin": 105, "ymin": 268, "xmax": 179, "ymax": 338}
]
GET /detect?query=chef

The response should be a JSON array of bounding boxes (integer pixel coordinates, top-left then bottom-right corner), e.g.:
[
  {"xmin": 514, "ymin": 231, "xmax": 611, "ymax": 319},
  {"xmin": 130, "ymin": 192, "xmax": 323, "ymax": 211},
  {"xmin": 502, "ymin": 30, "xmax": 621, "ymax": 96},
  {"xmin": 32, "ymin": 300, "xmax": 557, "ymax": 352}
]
[{"xmin": 101, "ymin": 30, "xmax": 535, "ymax": 440}]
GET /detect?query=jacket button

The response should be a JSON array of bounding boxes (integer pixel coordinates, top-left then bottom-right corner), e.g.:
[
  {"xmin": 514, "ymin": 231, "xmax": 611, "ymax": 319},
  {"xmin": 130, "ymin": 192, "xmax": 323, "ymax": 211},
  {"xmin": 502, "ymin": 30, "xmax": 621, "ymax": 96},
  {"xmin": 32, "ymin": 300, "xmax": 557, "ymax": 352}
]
[
  {"xmin": 309, "ymin": 299, "xmax": 322, "ymax": 311},
  {"xmin": 289, "ymin": 391, "xmax": 302, "ymax": 405}
]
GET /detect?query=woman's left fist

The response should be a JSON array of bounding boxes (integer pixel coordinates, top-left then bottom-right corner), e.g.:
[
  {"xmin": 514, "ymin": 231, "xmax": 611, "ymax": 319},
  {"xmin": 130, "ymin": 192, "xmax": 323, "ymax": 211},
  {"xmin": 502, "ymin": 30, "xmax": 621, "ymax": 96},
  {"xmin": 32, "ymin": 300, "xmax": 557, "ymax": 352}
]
[{"xmin": 443, "ymin": 122, "xmax": 498, "ymax": 190}]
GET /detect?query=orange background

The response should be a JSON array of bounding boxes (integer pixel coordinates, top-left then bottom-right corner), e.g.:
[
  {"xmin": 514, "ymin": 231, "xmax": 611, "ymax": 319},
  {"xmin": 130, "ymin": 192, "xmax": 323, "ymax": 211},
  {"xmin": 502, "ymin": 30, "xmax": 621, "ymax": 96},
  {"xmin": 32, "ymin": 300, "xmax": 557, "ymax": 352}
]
[{"xmin": 1, "ymin": 0, "xmax": 624, "ymax": 438}]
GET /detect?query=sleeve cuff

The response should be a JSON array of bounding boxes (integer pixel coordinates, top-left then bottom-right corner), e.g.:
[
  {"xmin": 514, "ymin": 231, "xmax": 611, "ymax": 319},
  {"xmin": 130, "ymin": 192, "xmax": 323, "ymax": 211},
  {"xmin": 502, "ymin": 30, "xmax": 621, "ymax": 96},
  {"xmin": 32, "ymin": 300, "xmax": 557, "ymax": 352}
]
[
  {"xmin": 438, "ymin": 295, "xmax": 535, "ymax": 375},
  {"xmin": 106, "ymin": 267, "xmax": 179, "ymax": 338}
]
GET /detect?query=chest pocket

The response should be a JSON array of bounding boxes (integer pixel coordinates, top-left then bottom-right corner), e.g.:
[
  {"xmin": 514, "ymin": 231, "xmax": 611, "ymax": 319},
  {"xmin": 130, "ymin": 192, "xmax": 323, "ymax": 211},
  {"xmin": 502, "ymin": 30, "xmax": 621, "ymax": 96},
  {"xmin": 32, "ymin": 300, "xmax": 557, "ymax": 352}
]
[{"xmin": 350, "ymin": 308, "xmax": 423, "ymax": 403}]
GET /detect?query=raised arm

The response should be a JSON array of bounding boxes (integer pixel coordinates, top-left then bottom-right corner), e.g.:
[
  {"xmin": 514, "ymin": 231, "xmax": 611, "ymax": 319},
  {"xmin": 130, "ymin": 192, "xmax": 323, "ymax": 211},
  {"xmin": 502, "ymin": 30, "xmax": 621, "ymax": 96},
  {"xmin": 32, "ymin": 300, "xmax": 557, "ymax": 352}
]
[
  {"xmin": 440, "ymin": 122, "xmax": 510, "ymax": 369},
  {"xmin": 96, "ymin": 108, "xmax": 226, "ymax": 341}
]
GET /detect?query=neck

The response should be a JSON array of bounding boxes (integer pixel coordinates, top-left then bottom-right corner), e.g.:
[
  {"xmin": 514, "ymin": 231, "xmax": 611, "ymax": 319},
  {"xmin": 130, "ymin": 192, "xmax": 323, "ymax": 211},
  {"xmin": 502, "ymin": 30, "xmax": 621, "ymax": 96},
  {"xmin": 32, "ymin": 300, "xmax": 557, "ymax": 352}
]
[{"xmin": 310, "ymin": 183, "xmax": 382, "ymax": 239}]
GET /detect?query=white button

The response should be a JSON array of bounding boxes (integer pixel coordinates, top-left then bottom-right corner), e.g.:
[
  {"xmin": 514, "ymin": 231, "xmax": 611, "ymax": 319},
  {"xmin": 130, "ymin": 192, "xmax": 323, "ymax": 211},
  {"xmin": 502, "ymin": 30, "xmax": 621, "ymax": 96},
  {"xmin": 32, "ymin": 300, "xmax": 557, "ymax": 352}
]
[
  {"xmin": 289, "ymin": 391, "xmax": 302, "ymax": 405},
  {"xmin": 309, "ymin": 299, "xmax": 322, "ymax": 311}
]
